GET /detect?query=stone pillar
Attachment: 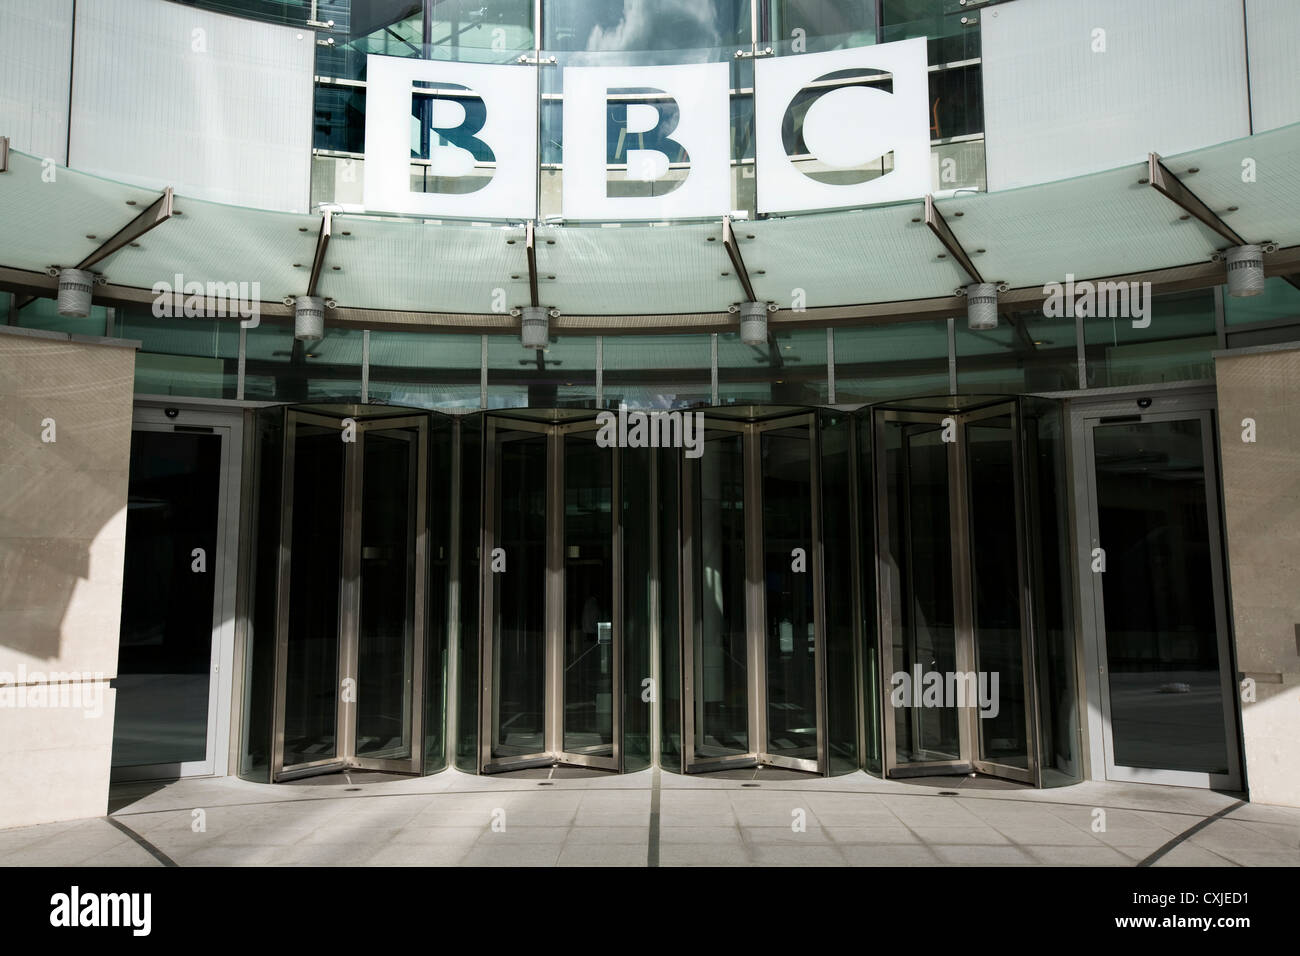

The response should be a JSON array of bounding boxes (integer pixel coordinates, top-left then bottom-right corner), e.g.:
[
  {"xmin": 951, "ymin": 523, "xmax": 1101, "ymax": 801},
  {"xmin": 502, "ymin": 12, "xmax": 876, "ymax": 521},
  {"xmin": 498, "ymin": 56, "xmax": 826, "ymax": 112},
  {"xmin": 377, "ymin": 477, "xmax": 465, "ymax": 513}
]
[
  {"xmin": 1214, "ymin": 345, "xmax": 1300, "ymax": 807},
  {"xmin": 0, "ymin": 327, "xmax": 136, "ymax": 828}
]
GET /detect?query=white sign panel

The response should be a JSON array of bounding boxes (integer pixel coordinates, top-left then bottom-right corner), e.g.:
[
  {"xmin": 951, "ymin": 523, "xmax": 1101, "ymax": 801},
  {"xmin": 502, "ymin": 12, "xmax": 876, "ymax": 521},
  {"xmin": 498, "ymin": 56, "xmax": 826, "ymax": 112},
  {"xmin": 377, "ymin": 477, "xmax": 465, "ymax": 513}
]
[
  {"xmin": 561, "ymin": 61, "xmax": 731, "ymax": 221},
  {"xmin": 755, "ymin": 38, "xmax": 931, "ymax": 214},
  {"xmin": 364, "ymin": 55, "xmax": 537, "ymax": 219}
]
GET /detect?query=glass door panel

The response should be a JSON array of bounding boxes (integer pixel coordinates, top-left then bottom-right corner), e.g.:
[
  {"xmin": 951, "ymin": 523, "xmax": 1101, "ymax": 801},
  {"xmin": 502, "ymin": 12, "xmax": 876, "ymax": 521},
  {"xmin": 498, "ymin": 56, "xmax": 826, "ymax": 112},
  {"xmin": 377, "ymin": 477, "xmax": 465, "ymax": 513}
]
[
  {"xmin": 561, "ymin": 433, "xmax": 617, "ymax": 762},
  {"xmin": 893, "ymin": 421, "xmax": 961, "ymax": 766},
  {"xmin": 686, "ymin": 430, "xmax": 752, "ymax": 768},
  {"xmin": 965, "ymin": 413, "xmax": 1033, "ymax": 780},
  {"xmin": 760, "ymin": 426, "xmax": 819, "ymax": 767},
  {"xmin": 355, "ymin": 428, "xmax": 418, "ymax": 762},
  {"xmin": 1090, "ymin": 415, "xmax": 1238, "ymax": 784},
  {"xmin": 489, "ymin": 431, "xmax": 549, "ymax": 763},
  {"xmin": 112, "ymin": 428, "xmax": 222, "ymax": 773},
  {"xmin": 279, "ymin": 422, "xmax": 346, "ymax": 773}
]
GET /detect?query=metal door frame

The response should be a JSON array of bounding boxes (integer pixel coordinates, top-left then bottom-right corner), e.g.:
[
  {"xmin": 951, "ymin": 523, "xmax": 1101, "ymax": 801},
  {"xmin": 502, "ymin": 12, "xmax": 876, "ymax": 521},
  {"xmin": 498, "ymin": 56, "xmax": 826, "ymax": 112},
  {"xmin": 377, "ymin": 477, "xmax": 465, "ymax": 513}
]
[
  {"xmin": 681, "ymin": 413, "xmax": 829, "ymax": 775},
  {"xmin": 962, "ymin": 402, "xmax": 1039, "ymax": 784},
  {"xmin": 271, "ymin": 409, "xmax": 428, "ymax": 782},
  {"xmin": 681, "ymin": 421, "xmax": 756, "ymax": 772},
  {"xmin": 555, "ymin": 419, "xmax": 622, "ymax": 770},
  {"xmin": 1074, "ymin": 398, "xmax": 1242, "ymax": 790},
  {"xmin": 479, "ymin": 416, "xmax": 623, "ymax": 773},
  {"xmin": 112, "ymin": 405, "xmax": 242, "ymax": 782},
  {"xmin": 875, "ymin": 402, "xmax": 1040, "ymax": 785}
]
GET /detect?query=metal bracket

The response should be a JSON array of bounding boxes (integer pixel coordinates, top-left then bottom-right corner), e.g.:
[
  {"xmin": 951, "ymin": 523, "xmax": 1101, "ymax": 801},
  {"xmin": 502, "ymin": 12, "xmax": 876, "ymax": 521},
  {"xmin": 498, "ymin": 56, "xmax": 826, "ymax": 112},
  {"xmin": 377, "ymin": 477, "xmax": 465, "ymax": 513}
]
[
  {"xmin": 0, "ymin": 136, "xmax": 8, "ymax": 173},
  {"xmin": 734, "ymin": 47, "xmax": 774, "ymax": 59},
  {"xmin": 306, "ymin": 209, "xmax": 333, "ymax": 298},
  {"xmin": 1146, "ymin": 153, "xmax": 1244, "ymax": 247},
  {"xmin": 924, "ymin": 194, "xmax": 983, "ymax": 285},
  {"xmin": 515, "ymin": 54, "xmax": 557, "ymax": 65},
  {"xmin": 721, "ymin": 215, "xmax": 757, "ymax": 302},
  {"xmin": 525, "ymin": 220, "xmax": 540, "ymax": 308},
  {"xmin": 1147, "ymin": 152, "xmax": 1300, "ymax": 291},
  {"xmin": 14, "ymin": 185, "xmax": 174, "ymax": 312}
]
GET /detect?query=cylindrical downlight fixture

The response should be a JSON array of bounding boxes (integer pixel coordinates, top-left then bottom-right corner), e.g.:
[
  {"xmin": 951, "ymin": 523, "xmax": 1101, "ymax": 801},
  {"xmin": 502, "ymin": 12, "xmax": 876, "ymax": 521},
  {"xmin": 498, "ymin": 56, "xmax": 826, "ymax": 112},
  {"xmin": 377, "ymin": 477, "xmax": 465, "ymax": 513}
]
[
  {"xmin": 294, "ymin": 295, "xmax": 325, "ymax": 341},
  {"xmin": 739, "ymin": 300, "xmax": 768, "ymax": 346},
  {"xmin": 56, "ymin": 268, "xmax": 96, "ymax": 318},
  {"xmin": 521, "ymin": 305, "xmax": 549, "ymax": 349},
  {"xmin": 1224, "ymin": 244, "xmax": 1265, "ymax": 297},
  {"xmin": 965, "ymin": 282, "xmax": 999, "ymax": 330}
]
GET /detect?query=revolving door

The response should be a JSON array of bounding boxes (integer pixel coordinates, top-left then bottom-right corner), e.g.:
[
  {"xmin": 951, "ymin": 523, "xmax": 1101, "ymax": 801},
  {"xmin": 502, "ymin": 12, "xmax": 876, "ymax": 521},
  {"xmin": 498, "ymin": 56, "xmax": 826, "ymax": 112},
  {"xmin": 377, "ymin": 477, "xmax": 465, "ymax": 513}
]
[
  {"xmin": 678, "ymin": 410, "xmax": 840, "ymax": 776},
  {"xmin": 270, "ymin": 407, "xmax": 429, "ymax": 781},
  {"xmin": 873, "ymin": 396, "xmax": 1067, "ymax": 785},
  {"xmin": 476, "ymin": 414, "xmax": 624, "ymax": 773}
]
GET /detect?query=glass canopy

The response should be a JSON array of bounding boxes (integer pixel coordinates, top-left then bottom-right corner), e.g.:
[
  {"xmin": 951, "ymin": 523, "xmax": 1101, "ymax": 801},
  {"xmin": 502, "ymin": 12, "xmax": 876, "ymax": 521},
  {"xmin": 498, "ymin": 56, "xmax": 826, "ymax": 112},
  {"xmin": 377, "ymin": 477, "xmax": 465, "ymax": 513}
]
[{"xmin": 0, "ymin": 122, "xmax": 1296, "ymax": 328}]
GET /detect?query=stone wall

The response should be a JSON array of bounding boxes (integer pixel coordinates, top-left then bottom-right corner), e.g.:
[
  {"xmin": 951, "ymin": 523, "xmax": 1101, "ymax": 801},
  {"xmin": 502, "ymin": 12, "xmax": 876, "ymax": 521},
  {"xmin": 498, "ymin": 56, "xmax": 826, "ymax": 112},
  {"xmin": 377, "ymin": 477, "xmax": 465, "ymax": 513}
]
[{"xmin": 0, "ymin": 327, "xmax": 135, "ymax": 828}]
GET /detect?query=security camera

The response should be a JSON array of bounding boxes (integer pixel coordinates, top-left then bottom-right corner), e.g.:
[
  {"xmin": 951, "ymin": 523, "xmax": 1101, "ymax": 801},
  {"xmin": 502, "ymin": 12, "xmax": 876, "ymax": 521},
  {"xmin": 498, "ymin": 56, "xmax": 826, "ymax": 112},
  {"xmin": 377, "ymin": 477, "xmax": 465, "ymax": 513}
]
[
  {"xmin": 164, "ymin": 407, "xmax": 180, "ymax": 419},
  {"xmin": 1136, "ymin": 397, "xmax": 1153, "ymax": 410}
]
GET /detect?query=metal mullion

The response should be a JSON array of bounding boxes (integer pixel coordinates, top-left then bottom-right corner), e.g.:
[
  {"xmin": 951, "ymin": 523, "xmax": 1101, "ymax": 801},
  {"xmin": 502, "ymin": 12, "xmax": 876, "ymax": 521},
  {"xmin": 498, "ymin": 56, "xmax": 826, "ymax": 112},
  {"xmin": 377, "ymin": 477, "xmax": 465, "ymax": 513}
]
[
  {"xmin": 648, "ymin": 448, "xmax": 662, "ymax": 766},
  {"xmin": 680, "ymin": 453, "xmax": 698, "ymax": 771},
  {"xmin": 477, "ymin": 418, "xmax": 497, "ymax": 773},
  {"xmin": 826, "ymin": 328, "xmax": 836, "ymax": 405},
  {"xmin": 900, "ymin": 427, "xmax": 926, "ymax": 762},
  {"xmin": 1075, "ymin": 311, "xmax": 1087, "ymax": 389},
  {"xmin": 808, "ymin": 414, "xmax": 829, "ymax": 775},
  {"xmin": 1009, "ymin": 403, "xmax": 1042, "ymax": 786},
  {"xmin": 408, "ymin": 420, "xmax": 428, "ymax": 773},
  {"xmin": 744, "ymin": 422, "xmax": 765, "ymax": 759},
  {"xmin": 874, "ymin": 410, "xmax": 900, "ymax": 778},
  {"xmin": 611, "ymin": 443, "xmax": 624, "ymax": 771},
  {"xmin": 711, "ymin": 334, "xmax": 719, "ymax": 405},
  {"xmin": 338, "ymin": 421, "xmax": 365, "ymax": 765},
  {"xmin": 270, "ymin": 411, "xmax": 298, "ymax": 780},
  {"xmin": 237, "ymin": 326, "xmax": 246, "ymax": 400},
  {"xmin": 545, "ymin": 426, "xmax": 564, "ymax": 758},
  {"xmin": 445, "ymin": 417, "xmax": 462, "ymax": 771},
  {"xmin": 1079, "ymin": 418, "xmax": 1118, "ymax": 780},
  {"xmin": 947, "ymin": 317, "xmax": 957, "ymax": 395},
  {"xmin": 949, "ymin": 416, "xmax": 976, "ymax": 768},
  {"xmin": 847, "ymin": 412, "xmax": 868, "ymax": 772},
  {"xmin": 361, "ymin": 330, "xmax": 370, "ymax": 403}
]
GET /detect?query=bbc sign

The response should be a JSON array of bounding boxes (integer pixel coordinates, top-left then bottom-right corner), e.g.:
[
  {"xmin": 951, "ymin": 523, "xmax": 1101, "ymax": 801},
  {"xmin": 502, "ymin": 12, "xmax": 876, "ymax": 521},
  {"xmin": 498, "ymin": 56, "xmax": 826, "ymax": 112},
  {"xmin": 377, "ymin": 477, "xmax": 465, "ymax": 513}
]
[{"xmin": 363, "ymin": 38, "xmax": 929, "ymax": 221}]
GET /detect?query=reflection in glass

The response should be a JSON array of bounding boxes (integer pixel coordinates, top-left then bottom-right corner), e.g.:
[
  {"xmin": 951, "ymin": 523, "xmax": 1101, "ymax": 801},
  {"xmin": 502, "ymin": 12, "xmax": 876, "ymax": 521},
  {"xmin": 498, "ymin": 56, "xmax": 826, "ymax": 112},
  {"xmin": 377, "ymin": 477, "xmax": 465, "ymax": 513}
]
[
  {"xmin": 282, "ymin": 425, "xmax": 345, "ymax": 766},
  {"xmin": 884, "ymin": 420, "xmax": 960, "ymax": 763},
  {"xmin": 544, "ymin": 0, "xmax": 749, "ymax": 55},
  {"xmin": 966, "ymin": 417, "xmax": 1028, "ymax": 769},
  {"xmin": 761, "ymin": 428, "xmax": 818, "ymax": 762},
  {"xmin": 491, "ymin": 433, "xmax": 548, "ymax": 756},
  {"xmin": 821, "ymin": 413, "xmax": 860, "ymax": 774},
  {"xmin": 355, "ymin": 429, "xmax": 417, "ymax": 759},
  {"xmin": 769, "ymin": 0, "xmax": 876, "ymax": 55},
  {"xmin": 692, "ymin": 433, "xmax": 749, "ymax": 757},
  {"xmin": 562, "ymin": 435, "xmax": 615, "ymax": 755},
  {"xmin": 621, "ymin": 447, "xmax": 654, "ymax": 770},
  {"xmin": 1094, "ymin": 419, "xmax": 1229, "ymax": 774},
  {"xmin": 113, "ymin": 431, "xmax": 222, "ymax": 768}
]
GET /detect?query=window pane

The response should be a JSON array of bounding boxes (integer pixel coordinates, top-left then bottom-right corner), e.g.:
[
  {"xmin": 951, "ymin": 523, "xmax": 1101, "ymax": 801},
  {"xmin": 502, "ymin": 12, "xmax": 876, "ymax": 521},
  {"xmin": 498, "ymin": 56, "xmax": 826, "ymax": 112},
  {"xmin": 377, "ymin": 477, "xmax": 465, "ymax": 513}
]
[
  {"xmin": 956, "ymin": 308, "xmax": 1076, "ymax": 394},
  {"xmin": 769, "ymin": 0, "xmax": 876, "ymax": 55},
  {"xmin": 1083, "ymin": 288, "xmax": 1216, "ymax": 388},
  {"xmin": 834, "ymin": 318, "xmax": 951, "ymax": 403},
  {"xmin": 601, "ymin": 333, "xmax": 712, "ymax": 408}
]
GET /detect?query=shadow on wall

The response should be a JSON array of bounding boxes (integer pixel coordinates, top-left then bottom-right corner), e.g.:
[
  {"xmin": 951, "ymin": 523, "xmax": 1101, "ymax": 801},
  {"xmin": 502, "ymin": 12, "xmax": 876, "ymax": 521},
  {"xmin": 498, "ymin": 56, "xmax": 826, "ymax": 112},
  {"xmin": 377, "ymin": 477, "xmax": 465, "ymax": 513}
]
[{"xmin": 0, "ymin": 334, "xmax": 134, "ymax": 669}]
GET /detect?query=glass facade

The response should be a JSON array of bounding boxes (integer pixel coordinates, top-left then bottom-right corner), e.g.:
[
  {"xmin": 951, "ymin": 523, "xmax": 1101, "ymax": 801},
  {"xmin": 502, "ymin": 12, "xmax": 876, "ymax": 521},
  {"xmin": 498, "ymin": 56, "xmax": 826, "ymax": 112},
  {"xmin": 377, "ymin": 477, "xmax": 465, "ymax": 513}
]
[{"xmin": 8, "ymin": 0, "xmax": 1291, "ymax": 799}]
